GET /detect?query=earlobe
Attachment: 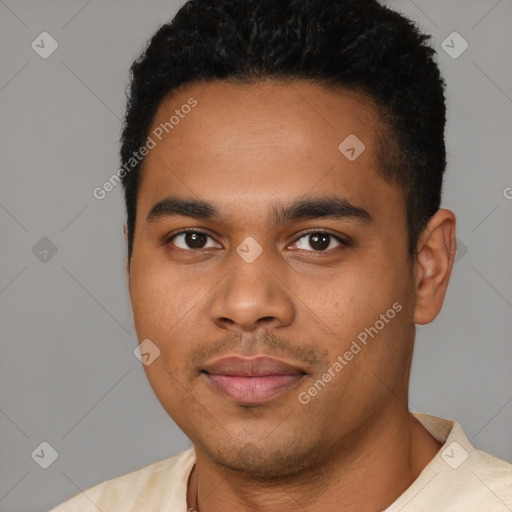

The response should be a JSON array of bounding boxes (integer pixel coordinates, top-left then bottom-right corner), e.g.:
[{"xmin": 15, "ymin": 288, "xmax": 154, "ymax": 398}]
[{"xmin": 413, "ymin": 209, "xmax": 457, "ymax": 325}]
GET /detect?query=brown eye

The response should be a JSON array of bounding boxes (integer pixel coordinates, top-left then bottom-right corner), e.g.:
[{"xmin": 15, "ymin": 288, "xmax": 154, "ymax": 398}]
[
  {"xmin": 185, "ymin": 232, "xmax": 207, "ymax": 248},
  {"xmin": 308, "ymin": 233, "xmax": 331, "ymax": 251},
  {"xmin": 169, "ymin": 231, "xmax": 220, "ymax": 250},
  {"xmin": 293, "ymin": 232, "xmax": 344, "ymax": 252}
]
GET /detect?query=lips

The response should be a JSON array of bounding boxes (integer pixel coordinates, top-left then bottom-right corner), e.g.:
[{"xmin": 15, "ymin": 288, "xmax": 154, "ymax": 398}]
[{"xmin": 202, "ymin": 356, "xmax": 306, "ymax": 405}]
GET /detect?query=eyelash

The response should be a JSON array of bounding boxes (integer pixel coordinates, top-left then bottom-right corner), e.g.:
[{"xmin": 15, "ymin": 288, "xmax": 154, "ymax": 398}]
[{"xmin": 164, "ymin": 228, "xmax": 351, "ymax": 253}]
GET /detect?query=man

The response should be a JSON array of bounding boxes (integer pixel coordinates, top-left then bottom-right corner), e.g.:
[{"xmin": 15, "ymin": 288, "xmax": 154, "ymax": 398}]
[{"xmin": 51, "ymin": 0, "xmax": 512, "ymax": 510}]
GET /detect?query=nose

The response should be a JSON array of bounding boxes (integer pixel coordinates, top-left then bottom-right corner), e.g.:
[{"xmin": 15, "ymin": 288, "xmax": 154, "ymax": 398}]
[{"xmin": 209, "ymin": 252, "xmax": 295, "ymax": 333}]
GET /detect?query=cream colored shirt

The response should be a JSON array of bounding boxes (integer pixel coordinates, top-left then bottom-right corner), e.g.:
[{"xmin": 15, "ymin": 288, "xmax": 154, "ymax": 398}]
[{"xmin": 50, "ymin": 413, "xmax": 512, "ymax": 511}]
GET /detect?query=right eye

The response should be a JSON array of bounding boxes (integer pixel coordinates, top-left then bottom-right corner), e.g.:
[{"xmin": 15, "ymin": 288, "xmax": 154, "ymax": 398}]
[{"xmin": 167, "ymin": 230, "xmax": 221, "ymax": 251}]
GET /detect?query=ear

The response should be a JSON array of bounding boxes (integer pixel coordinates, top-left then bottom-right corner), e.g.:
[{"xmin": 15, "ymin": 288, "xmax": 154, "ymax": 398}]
[
  {"xmin": 413, "ymin": 209, "xmax": 457, "ymax": 325},
  {"xmin": 123, "ymin": 222, "xmax": 130, "ymax": 281}
]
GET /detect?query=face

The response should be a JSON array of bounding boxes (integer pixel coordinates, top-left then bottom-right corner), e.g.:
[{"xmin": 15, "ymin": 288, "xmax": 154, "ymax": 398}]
[{"xmin": 128, "ymin": 80, "xmax": 418, "ymax": 478}]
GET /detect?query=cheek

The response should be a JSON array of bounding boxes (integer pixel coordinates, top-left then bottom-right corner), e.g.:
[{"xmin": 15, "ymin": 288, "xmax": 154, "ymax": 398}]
[
  {"xmin": 129, "ymin": 263, "xmax": 200, "ymax": 410},
  {"xmin": 129, "ymin": 257, "xmax": 204, "ymax": 338},
  {"xmin": 128, "ymin": 256, "xmax": 212, "ymax": 387},
  {"xmin": 303, "ymin": 265, "xmax": 398, "ymax": 332}
]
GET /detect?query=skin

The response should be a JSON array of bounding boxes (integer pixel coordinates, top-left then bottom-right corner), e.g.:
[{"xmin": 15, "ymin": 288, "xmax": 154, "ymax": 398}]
[{"xmin": 126, "ymin": 79, "xmax": 457, "ymax": 511}]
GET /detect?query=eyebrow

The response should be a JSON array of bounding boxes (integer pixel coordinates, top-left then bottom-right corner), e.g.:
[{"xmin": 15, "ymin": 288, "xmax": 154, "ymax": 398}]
[{"xmin": 146, "ymin": 195, "xmax": 372, "ymax": 225}]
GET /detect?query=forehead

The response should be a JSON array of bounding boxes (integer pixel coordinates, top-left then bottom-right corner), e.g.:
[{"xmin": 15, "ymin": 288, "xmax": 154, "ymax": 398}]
[{"xmin": 136, "ymin": 79, "xmax": 402, "ymax": 223}]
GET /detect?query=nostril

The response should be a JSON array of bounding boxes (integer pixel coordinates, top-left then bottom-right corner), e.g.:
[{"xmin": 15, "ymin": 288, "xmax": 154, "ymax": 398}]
[{"xmin": 219, "ymin": 317, "xmax": 236, "ymax": 325}]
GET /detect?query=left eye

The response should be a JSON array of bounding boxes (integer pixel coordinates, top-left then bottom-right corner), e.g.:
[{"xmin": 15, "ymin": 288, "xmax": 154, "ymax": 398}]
[{"xmin": 292, "ymin": 233, "xmax": 344, "ymax": 252}]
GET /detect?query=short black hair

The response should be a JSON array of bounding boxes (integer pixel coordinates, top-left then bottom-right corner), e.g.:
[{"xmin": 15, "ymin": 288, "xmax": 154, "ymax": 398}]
[{"xmin": 120, "ymin": 0, "xmax": 446, "ymax": 262}]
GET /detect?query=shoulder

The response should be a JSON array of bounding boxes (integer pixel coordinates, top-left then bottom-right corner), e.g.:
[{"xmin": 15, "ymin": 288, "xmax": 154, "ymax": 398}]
[
  {"xmin": 428, "ymin": 446, "xmax": 512, "ymax": 510},
  {"xmin": 468, "ymin": 447, "xmax": 512, "ymax": 499},
  {"xmin": 49, "ymin": 448, "xmax": 195, "ymax": 512},
  {"xmin": 388, "ymin": 414, "xmax": 512, "ymax": 511}
]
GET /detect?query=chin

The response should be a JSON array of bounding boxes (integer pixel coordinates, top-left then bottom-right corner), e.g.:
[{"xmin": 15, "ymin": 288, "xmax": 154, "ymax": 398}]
[{"xmin": 196, "ymin": 434, "xmax": 327, "ymax": 481}]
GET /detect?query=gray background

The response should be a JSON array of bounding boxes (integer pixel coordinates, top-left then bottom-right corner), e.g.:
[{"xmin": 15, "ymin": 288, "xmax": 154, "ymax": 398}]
[{"xmin": 0, "ymin": 0, "xmax": 511, "ymax": 510}]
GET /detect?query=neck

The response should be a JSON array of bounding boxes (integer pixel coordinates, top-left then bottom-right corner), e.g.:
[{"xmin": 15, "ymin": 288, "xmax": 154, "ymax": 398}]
[{"xmin": 187, "ymin": 410, "xmax": 441, "ymax": 512}]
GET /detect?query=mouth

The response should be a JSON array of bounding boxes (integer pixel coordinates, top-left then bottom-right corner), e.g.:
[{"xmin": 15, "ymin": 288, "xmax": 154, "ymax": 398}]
[{"xmin": 201, "ymin": 355, "xmax": 307, "ymax": 405}]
